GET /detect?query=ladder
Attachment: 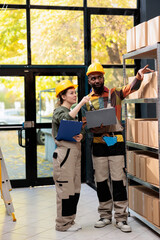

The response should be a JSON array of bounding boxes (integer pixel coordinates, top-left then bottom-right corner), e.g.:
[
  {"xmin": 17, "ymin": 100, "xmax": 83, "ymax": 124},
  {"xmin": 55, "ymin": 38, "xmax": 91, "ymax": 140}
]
[{"xmin": 0, "ymin": 147, "xmax": 16, "ymax": 221}]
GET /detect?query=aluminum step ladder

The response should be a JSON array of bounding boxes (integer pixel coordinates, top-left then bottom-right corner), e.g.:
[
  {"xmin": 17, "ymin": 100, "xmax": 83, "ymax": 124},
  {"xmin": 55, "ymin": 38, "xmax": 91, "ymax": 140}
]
[{"xmin": 0, "ymin": 147, "xmax": 16, "ymax": 221}]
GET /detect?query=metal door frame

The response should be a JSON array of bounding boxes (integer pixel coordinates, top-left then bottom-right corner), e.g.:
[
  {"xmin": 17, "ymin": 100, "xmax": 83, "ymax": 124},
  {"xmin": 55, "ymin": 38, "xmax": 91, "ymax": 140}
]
[{"xmin": 0, "ymin": 66, "xmax": 86, "ymax": 187}]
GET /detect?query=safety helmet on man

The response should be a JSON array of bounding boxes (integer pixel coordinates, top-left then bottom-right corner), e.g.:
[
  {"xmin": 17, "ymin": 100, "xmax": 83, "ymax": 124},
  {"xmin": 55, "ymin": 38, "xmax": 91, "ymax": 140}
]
[
  {"xmin": 86, "ymin": 62, "xmax": 105, "ymax": 76},
  {"xmin": 55, "ymin": 79, "xmax": 78, "ymax": 97}
]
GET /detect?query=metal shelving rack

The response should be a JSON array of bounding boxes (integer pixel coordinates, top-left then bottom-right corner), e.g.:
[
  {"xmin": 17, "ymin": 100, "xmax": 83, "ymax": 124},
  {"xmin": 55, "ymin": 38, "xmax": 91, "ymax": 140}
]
[{"xmin": 123, "ymin": 43, "xmax": 160, "ymax": 234}]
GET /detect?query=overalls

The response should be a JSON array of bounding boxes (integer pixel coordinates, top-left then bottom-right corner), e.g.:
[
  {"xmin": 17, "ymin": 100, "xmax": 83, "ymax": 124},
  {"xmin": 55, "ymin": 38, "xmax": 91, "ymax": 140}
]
[
  {"xmin": 53, "ymin": 138, "xmax": 81, "ymax": 231},
  {"xmin": 92, "ymin": 90, "xmax": 128, "ymax": 222}
]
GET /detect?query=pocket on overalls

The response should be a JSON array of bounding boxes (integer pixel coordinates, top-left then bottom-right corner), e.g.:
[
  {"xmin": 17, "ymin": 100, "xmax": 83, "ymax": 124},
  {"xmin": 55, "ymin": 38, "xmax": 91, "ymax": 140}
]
[
  {"xmin": 53, "ymin": 147, "xmax": 70, "ymax": 182},
  {"xmin": 53, "ymin": 150, "xmax": 59, "ymax": 181},
  {"xmin": 56, "ymin": 180, "xmax": 71, "ymax": 199},
  {"xmin": 60, "ymin": 148, "xmax": 70, "ymax": 168}
]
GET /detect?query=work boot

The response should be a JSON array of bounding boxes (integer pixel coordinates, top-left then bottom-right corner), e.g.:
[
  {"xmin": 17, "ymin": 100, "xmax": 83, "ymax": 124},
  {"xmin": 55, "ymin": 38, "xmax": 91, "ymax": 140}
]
[
  {"xmin": 94, "ymin": 218, "xmax": 111, "ymax": 228},
  {"xmin": 115, "ymin": 221, "xmax": 132, "ymax": 232}
]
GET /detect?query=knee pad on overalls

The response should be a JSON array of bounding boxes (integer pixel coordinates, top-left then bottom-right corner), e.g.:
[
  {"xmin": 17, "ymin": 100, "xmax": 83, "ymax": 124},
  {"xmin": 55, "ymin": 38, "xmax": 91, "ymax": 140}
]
[
  {"xmin": 112, "ymin": 180, "xmax": 127, "ymax": 201},
  {"xmin": 97, "ymin": 179, "xmax": 112, "ymax": 202},
  {"xmin": 62, "ymin": 193, "xmax": 80, "ymax": 216}
]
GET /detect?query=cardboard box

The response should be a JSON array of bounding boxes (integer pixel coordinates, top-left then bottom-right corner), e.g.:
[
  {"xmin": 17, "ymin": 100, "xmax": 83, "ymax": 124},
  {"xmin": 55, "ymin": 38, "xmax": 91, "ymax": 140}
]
[
  {"xmin": 139, "ymin": 155, "xmax": 147, "ymax": 181},
  {"xmin": 129, "ymin": 186, "xmax": 159, "ymax": 225},
  {"xmin": 148, "ymin": 121, "xmax": 158, "ymax": 148},
  {"xmin": 128, "ymin": 185, "xmax": 135, "ymax": 211},
  {"xmin": 146, "ymin": 157, "xmax": 159, "ymax": 185},
  {"xmin": 127, "ymin": 27, "xmax": 136, "ymax": 52},
  {"xmin": 127, "ymin": 150, "xmax": 150, "ymax": 177},
  {"xmin": 141, "ymin": 73, "xmax": 152, "ymax": 98},
  {"xmin": 136, "ymin": 22, "xmax": 148, "ymax": 49},
  {"xmin": 132, "ymin": 119, "xmax": 140, "ymax": 143},
  {"xmin": 153, "ymin": 197, "xmax": 160, "ymax": 226},
  {"xmin": 142, "ymin": 72, "xmax": 157, "ymax": 99},
  {"xmin": 141, "ymin": 192, "xmax": 148, "ymax": 218},
  {"xmin": 135, "ymin": 154, "xmax": 141, "ymax": 179},
  {"xmin": 147, "ymin": 196, "xmax": 153, "ymax": 222},
  {"xmin": 148, "ymin": 16, "xmax": 160, "ymax": 46},
  {"xmin": 132, "ymin": 186, "xmax": 146, "ymax": 216},
  {"xmin": 137, "ymin": 188, "xmax": 143, "ymax": 215},
  {"xmin": 126, "ymin": 119, "xmax": 134, "ymax": 142},
  {"xmin": 141, "ymin": 188, "xmax": 159, "ymax": 225},
  {"xmin": 142, "ymin": 121, "xmax": 149, "ymax": 145},
  {"xmin": 138, "ymin": 121, "xmax": 143, "ymax": 144},
  {"xmin": 126, "ymin": 151, "xmax": 136, "ymax": 175},
  {"xmin": 128, "ymin": 76, "xmax": 139, "ymax": 99},
  {"xmin": 133, "ymin": 151, "xmax": 157, "ymax": 181},
  {"xmin": 150, "ymin": 71, "xmax": 158, "ymax": 98}
]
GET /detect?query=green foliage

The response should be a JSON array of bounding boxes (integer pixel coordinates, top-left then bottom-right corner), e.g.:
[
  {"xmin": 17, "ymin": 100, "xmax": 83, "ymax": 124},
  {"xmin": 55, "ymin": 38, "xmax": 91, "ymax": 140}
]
[
  {"xmin": 31, "ymin": 9, "xmax": 84, "ymax": 64},
  {"xmin": 0, "ymin": 0, "xmax": 135, "ymax": 108},
  {"xmin": 0, "ymin": 77, "xmax": 24, "ymax": 108},
  {"xmin": 104, "ymin": 68, "xmax": 134, "ymax": 89},
  {"xmin": 31, "ymin": 0, "xmax": 83, "ymax": 6},
  {"xmin": 91, "ymin": 15, "xmax": 134, "ymax": 64},
  {"xmin": 88, "ymin": 0, "xmax": 137, "ymax": 8},
  {"xmin": 0, "ymin": 0, "xmax": 25, "ymax": 3},
  {"xmin": 0, "ymin": 9, "xmax": 27, "ymax": 64}
]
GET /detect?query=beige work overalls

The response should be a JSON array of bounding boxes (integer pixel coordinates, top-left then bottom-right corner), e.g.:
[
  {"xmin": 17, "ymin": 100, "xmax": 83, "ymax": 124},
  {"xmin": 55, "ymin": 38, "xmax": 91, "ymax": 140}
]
[
  {"xmin": 92, "ymin": 90, "xmax": 128, "ymax": 222},
  {"xmin": 53, "ymin": 139, "xmax": 81, "ymax": 231}
]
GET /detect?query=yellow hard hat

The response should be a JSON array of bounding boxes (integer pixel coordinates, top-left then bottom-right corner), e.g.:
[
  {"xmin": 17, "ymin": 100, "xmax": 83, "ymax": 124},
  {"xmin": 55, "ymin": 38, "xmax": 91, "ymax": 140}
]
[
  {"xmin": 86, "ymin": 62, "xmax": 105, "ymax": 76},
  {"xmin": 56, "ymin": 79, "xmax": 78, "ymax": 97}
]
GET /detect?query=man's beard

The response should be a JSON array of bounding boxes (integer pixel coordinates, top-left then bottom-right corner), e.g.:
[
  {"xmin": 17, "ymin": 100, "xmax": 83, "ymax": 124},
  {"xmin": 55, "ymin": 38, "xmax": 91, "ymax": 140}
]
[{"xmin": 92, "ymin": 82, "xmax": 104, "ymax": 95}]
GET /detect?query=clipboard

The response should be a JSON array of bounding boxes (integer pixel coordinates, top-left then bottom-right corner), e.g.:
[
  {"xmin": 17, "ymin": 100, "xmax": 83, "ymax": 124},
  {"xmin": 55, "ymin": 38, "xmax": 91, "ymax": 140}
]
[
  {"xmin": 56, "ymin": 120, "xmax": 83, "ymax": 142},
  {"xmin": 86, "ymin": 107, "xmax": 117, "ymax": 129}
]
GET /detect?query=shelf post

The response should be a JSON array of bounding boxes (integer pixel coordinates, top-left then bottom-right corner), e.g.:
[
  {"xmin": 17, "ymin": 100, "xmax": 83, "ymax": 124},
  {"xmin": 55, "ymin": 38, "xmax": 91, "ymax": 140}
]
[{"xmin": 156, "ymin": 43, "xmax": 160, "ymax": 202}]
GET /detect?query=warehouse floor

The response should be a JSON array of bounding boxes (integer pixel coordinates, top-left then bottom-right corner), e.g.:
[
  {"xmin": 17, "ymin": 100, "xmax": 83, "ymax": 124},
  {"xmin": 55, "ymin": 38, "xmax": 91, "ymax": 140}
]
[{"xmin": 0, "ymin": 184, "xmax": 159, "ymax": 240}]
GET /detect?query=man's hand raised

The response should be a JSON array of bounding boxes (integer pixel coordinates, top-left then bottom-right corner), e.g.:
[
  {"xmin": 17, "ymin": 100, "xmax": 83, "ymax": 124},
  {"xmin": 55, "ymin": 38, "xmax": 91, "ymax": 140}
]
[{"xmin": 137, "ymin": 64, "xmax": 154, "ymax": 80}]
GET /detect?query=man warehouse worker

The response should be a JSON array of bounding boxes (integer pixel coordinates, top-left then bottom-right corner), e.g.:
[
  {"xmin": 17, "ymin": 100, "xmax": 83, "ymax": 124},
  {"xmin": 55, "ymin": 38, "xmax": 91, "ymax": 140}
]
[{"xmin": 81, "ymin": 62, "xmax": 153, "ymax": 232}]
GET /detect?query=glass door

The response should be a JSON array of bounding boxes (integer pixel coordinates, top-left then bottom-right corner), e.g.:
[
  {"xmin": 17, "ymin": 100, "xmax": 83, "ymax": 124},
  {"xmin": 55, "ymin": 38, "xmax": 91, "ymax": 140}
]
[
  {"xmin": 0, "ymin": 75, "xmax": 26, "ymax": 186},
  {"xmin": 0, "ymin": 68, "xmax": 86, "ymax": 187},
  {"xmin": 33, "ymin": 67, "xmax": 86, "ymax": 184},
  {"xmin": 35, "ymin": 74, "xmax": 79, "ymax": 179}
]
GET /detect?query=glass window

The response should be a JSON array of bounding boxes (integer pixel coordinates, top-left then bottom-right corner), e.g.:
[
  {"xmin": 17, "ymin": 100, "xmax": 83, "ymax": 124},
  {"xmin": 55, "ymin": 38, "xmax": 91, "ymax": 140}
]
[
  {"xmin": 88, "ymin": 0, "xmax": 137, "ymax": 8},
  {"xmin": 36, "ymin": 76, "xmax": 78, "ymax": 123},
  {"xmin": 0, "ymin": 77, "xmax": 25, "ymax": 125},
  {"xmin": 0, "ymin": 9, "xmax": 27, "ymax": 64},
  {"xmin": 0, "ymin": 131, "xmax": 25, "ymax": 180},
  {"xmin": 37, "ymin": 128, "xmax": 54, "ymax": 178},
  {"xmin": 103, "ymin": 68, "xmax": 135, "ymax": 121},
  {"xmin": 91, "ymin": 15, "xmax": 134, "ymax": 65},
  {"xmin": 0, "ymin": 0, "xmax": 25, "ymax": 3},
  {"xmin": 104, "ymin": 68, "xmax": 134, "ymax": 89},
  {"xmin": 31, "ymin": 10, "xmax": 84, "ymax": 64},
  {"xmin": 36, "ymin": 75, "xmax": 78, "ymax": 177},
  {"xmin": 31, "ymin": 0, "xmax": 83, "ymax": 6}
]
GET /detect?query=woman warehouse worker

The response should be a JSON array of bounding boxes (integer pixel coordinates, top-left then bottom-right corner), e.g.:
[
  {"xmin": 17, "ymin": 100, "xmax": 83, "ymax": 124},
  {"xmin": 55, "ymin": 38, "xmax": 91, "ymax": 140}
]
[{"xmin": 52, "ymin": 79, "xmax": 90, "ymax": 232}]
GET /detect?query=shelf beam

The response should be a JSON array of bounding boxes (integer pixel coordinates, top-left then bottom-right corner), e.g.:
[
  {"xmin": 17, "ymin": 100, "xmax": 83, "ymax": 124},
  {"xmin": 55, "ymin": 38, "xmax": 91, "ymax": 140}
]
[
  {"xmin": 127, "ymin": 174, "xmax": 159, "ymax": 192},
  {"xmin": 123, "ymin": 98, "xmax": 158, "ymax": 104},
  {"xmin": 123, "ymin": 44, "xmax": 158, "ymax": 59},
  {"xmin": 126, "ymin": 141, "xmax": 158, "ymax": 154},
  {"xmin": 129, "ymin": 209, "xmax": 160, "ymax": 234}
]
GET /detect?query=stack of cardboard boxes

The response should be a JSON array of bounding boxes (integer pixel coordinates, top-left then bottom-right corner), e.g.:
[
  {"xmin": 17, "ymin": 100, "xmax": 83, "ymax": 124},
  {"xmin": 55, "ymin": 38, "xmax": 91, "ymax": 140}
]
[
  {"xmin": 129, "ymin": 185, "xmax": 160, "ymax": 227},
  {"xmin": 127, "ymin": 15, "xmax": 160, "ymax": 52},
  {"xmin": 126, "ymin": 15, "xmax": 160, "ymax": 230},
  {"xmin": 128, "ymin": 71, "xmax": 157, "ymax": 99},
  {"xmin": 126, "ymin": 118, "xmax": 158, "ymax": 148},
  {"xmin": 127, "ymin": 150, "xmax": 159, "ymax": 186}
]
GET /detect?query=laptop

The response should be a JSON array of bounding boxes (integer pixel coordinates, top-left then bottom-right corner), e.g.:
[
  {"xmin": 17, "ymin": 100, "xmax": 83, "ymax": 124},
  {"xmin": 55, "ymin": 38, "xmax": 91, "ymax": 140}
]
[{"xmin": 86, "ymin": 107, "xmax": 117, "ymax": 129}]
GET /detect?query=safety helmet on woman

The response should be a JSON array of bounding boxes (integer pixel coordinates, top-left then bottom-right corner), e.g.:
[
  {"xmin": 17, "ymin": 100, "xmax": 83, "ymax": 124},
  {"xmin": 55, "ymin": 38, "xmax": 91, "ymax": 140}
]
[{"xmin": 56, "ymin": 79, "xmax": 78, "ymax": 97}]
